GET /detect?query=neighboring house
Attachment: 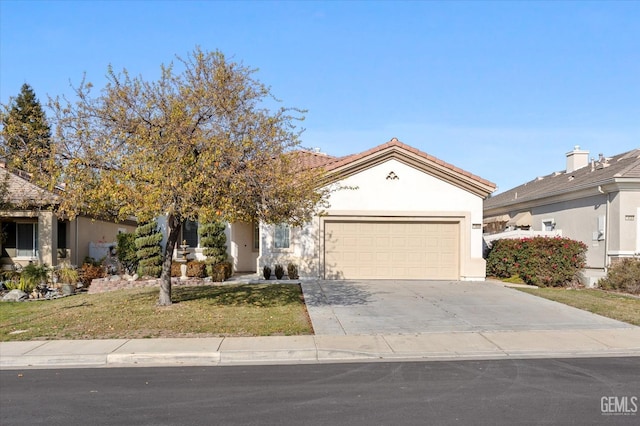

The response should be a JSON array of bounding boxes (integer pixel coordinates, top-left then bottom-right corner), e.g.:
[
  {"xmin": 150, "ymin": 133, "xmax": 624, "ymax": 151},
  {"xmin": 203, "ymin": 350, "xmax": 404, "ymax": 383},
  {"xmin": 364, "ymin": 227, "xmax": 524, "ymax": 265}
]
[
  {"xmin": 181, "ymin": 138, "xmax": 496, "ymax": 280},
  {"xmin": 483, "ymin": 146, "xmax": 640, "ymax": 286},
  {"xmin": 0, "ymin": 163, "xmax": 136, "ymax": 269}
]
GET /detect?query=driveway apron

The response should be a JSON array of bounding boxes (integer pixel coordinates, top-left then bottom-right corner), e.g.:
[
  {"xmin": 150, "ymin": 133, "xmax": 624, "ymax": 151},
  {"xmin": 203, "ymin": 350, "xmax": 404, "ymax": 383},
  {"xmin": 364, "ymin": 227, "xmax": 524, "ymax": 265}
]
[{"xmin": 300, "ymin": 280, "xmax": 635, "ymax": 335}]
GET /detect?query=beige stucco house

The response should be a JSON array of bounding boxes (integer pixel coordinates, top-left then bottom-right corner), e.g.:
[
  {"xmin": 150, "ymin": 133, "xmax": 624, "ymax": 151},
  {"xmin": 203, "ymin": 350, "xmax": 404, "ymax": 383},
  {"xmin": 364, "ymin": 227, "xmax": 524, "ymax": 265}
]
[
  {"xmin": 182, "ymin": 138, "xmax": 496, "ymax": 280},
  {"xmin": 0, "ymin": 163, "xmax": 136, "ymax": 269},
  {"xmin": 484, "ymin": 146, "xmax": 640, "ymax": 286}
]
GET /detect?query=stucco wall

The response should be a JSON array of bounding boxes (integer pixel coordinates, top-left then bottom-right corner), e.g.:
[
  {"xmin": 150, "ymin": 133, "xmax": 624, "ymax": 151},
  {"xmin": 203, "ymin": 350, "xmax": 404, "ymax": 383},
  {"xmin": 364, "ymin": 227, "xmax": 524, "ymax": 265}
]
[
  {"xmin": 613, "ymin": 190, "xmax": 640, "ymax": 255},
  {"xmin": 260, "ymin": 159, "xmax": 486, "ymax": 280},
  {"xmin": 531, "ymin": 194, "xmax": 608, "ymax": 269},
  {"xmin": 71, "ymin": 217, "xmax": 135, "ymax": 265}
]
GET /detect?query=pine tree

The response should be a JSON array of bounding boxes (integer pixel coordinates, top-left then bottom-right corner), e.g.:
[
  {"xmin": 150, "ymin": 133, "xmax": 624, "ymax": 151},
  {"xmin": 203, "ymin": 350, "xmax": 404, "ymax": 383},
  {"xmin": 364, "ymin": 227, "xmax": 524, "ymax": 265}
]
[
  {"xmin": 199, "ymin": 220, "xmax": 228, "ymax": 278},
  {"xmin": 0, "ymin": 83, "xmax": 52, "ymax": 174},
  {"xmin": 135, "ymin": 219, "xmax": 163, "ymax": 278}
]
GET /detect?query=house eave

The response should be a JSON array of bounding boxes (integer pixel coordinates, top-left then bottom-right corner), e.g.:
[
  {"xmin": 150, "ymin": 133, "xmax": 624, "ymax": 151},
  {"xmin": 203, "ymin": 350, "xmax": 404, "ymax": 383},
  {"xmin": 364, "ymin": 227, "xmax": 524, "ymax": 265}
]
[
  {"xmin": 322, "ymin": 147, "xmax": 495, "ymax": 198},
  {"xmin": 485, "ymin": 177, "xmax": 640, "ymax": 215}
]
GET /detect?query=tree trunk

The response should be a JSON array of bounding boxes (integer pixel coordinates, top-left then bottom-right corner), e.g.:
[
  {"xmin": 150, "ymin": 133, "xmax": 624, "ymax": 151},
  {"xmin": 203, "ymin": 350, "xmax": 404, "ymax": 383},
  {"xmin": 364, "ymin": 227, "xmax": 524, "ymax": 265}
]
[{"xmin": 158, "ymin": 213, "xmax": 181, "ymax": 306}]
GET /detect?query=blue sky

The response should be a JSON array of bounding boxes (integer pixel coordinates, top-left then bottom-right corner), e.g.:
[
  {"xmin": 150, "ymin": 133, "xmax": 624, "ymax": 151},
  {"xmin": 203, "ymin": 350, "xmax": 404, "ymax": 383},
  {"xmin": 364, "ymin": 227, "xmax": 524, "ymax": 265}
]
[{"xmin": 1, "ymin": 1, "xmax": 638, "ymax": 193}]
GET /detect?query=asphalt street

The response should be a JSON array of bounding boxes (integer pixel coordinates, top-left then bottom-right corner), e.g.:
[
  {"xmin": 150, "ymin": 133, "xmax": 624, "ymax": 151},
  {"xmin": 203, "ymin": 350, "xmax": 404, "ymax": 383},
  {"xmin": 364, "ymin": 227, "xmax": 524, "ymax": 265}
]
[{"xmin": 1, "ymin": 357, "xmax": 638, "ymax": 425}]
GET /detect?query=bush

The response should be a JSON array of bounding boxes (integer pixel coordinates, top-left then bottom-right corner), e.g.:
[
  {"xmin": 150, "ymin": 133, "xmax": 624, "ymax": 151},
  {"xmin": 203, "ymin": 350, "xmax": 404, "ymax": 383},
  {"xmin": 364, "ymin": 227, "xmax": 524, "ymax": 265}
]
[
  {"xmin": 485, "ymin": 239, "xmax": 520, "ymax": 279},
  {"xmin": 135, "ymin": 219, "xmax": 163, "ymax": 277},
  {"xmin": 287, "ymin": 263, "xmax": 299, "ymax": 279},
  {"xmin": 199, "ymin": 220, "xmax": 228, "ymax": 266},
  {"xmin": 79, "ymin": 263, "xmax": 106, "ymax": 288},
  {"xmin": 598, "ymin": 258, "xmax": 640, "ymax": 294},
  {"xmin": 274, "ymin": 264, "xmax": 284, "ymax": 279},
  {"xmin": 210, "ymin": 263, "xmax": 226, "ymax": 282},
  {"xmin": 187, "ymin": 261, "xmax": 207, "ymax": 278},
  {"xmin": 486, "ymin": 236, "xmax": 587, "ymax": 287},
  {"xmin": 263, "ymin": 266, "xmax": 272, "ymax": 280},
  {"xmin": 171, "ymin": 261, "xmax": 207, "ymax": 278},
  {"xmin": 116, "ymin": 232, "xmax": 138, "ymax": 274}
]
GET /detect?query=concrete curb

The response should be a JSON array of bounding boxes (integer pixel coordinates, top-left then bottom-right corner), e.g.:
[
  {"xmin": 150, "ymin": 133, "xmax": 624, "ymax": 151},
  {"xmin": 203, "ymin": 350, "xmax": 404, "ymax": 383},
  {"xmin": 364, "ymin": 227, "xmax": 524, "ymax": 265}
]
[{"xmin": 2, "ymin": 329, "xmax": 640, "ymax": 370}]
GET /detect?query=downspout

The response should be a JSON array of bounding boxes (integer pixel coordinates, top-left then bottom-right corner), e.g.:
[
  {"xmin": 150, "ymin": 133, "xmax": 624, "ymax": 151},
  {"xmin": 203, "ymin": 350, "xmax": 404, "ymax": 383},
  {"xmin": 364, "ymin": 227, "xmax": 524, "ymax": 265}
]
[{"xmin": 597, "ymin": 186, "xmax": 610, "ymax": 275}]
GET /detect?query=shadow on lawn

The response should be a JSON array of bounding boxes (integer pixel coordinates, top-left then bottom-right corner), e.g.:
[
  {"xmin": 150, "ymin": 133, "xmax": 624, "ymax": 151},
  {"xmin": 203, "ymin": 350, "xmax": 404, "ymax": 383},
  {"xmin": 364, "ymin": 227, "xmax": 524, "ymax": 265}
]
[{"xmin": 172, "ymin": 284, "xmax": 305, "ymax": 307}]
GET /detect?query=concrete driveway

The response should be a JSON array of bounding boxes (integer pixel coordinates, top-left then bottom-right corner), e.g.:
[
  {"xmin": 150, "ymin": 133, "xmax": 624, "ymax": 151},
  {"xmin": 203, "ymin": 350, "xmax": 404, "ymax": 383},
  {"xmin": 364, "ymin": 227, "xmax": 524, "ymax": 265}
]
[{"xmin": 301, "ymin": 280, "xmax": 635, "ymax": 335}]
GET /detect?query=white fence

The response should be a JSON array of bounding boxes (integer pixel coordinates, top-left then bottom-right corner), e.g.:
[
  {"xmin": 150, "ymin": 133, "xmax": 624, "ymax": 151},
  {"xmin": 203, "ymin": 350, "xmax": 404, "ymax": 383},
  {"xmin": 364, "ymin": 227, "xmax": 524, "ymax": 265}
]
[{"xmin": 483, "ymin": 229, "xmax": 562, "ymax": 253}]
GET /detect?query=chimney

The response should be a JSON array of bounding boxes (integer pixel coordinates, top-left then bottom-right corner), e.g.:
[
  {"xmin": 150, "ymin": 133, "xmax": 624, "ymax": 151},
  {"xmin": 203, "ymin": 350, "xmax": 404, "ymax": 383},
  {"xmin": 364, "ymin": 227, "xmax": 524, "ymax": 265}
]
[{"xmin": 566, "ymin": 145, "xmax": 589, "ymax": 173}]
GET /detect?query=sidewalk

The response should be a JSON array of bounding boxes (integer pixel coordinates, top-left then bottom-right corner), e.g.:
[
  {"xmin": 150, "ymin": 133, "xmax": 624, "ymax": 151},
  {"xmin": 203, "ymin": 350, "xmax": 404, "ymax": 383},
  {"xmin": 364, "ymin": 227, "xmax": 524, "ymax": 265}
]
[{"xmin": 2, "ymin": 328, "xmax": 640, "ymax": 369}]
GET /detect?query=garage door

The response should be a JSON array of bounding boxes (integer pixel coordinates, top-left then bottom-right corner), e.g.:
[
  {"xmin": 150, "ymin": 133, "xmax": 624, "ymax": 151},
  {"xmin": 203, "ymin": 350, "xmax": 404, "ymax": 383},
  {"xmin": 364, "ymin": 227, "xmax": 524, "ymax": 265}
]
[{"xmin": 324, "ymin": 221, "xmax": 459, "ymax": 280}]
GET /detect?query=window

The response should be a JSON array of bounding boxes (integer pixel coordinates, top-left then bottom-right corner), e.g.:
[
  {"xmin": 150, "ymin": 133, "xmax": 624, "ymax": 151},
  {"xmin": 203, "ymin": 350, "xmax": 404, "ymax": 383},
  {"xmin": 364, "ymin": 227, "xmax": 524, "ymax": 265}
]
[
  {"xmin": 253, "ymin": 222, "xmax": 260, "ymax": 251},
  {"xmin": 182, "ymin": 219, "xmax": 199, "ymax": 247},
  {"xmin": 274, "ymin": 223, "xmax": 290, "ymax": 249},
  {"xmin": 542, "ymin": 219, "xmax": 555, "ymax": 231},
  {"xmin": 17, "ymin": 222, "xmax": 38, "ymax": 258},
  {"xmin": 57, "ymin": 221, "xmax": 68, "ymax": 249}
]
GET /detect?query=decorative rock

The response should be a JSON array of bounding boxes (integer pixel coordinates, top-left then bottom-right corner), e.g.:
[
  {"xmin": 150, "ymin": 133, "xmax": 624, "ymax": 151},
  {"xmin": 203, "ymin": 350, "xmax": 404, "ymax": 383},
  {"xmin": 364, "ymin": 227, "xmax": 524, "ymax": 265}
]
[{"xmin": 2, "ymin": 289, "xmax": 28, "ymax": 302}]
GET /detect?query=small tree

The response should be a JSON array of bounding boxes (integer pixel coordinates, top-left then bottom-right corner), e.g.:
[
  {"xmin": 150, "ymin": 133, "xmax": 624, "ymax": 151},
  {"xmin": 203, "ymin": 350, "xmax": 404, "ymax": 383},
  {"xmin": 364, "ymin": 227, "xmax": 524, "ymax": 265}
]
[
  {"xmin": 199, "ymin": 220, "xmax": 228, "ymax": 277},
  {"xmin": 116, "ymin": 232, "xmax": 138, "ymax": 275},
  {"xmin": 135, "ymin": 220, "xmax": 163, "ymax": 278},
  {"xmin": 47, "ymin": 47, "xmax": 329, "ymax": 305},
  {"xmin": 0, "ymin": 83, "xmax": 52, "ymax": 175}
]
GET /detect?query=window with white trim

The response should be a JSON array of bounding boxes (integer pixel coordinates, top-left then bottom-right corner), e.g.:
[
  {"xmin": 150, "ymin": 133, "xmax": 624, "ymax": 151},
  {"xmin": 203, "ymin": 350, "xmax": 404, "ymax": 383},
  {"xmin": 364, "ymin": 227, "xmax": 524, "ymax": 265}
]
[{"xmin": 274, "ymin": 223, "xmax": 290, "ymax": 249}]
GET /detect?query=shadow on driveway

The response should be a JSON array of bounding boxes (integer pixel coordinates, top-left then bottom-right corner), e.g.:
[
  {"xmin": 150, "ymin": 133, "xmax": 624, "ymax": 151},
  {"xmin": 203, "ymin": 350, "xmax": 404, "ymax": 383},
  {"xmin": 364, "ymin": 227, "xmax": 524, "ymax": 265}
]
[{"xmin": 301, "ymin": 280, "xmax": 636, "ymax": 335}]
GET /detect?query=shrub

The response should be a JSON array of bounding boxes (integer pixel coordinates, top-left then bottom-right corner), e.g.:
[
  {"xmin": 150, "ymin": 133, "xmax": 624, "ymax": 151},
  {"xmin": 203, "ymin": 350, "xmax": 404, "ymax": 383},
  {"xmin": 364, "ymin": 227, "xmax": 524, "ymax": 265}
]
[
  {"xmin": 171, "ymin": 262, "xmax": 182, "ymax": 277},
  {"xmin": 135, "ymin": 219, "xmax": 163, "ymax": 277},
  {"xmin": 79, "ymin": 263, "xmax": 105, "ymax": 288},
  {"xmin": 116, "ymin": 232, "xmax": 138, "ymax": 274},
  {"xmin": 187, "ymin": 260, "xmax": 207, "ymax": 278},
  {"xmin": 199, "ymin": 221, "xmax": 228, "ymax": 274},
  {"xmin": 485, "ymin": 239, "xmax": 520, "ymax": 279},
  {"xmin": 263, "ymin": 266, "xmax": 272, "ymax": 280},
  {"xmin": 171, "ymin": 261, "xmax": 207, "ymax": 278},
  {"xmin": 274, "ymin": 264, "xmax": 285, "ymax": 279},
  {"xmin": 287, "ymin": 263, "xmax": 299, "ymax": 279},
  {"xmin": 56, "ymin": 265, "xmax": 79, "ymax": 284},
  {"xmin": 210, "ymin": 263, "xmax": 226, "ymax": 282},
  {"xmin": 598, "ymin": 258, "xmax": 640, "ymax": 294},
  {"xmin": 486, "ymin": 236, "xmax": 587, "ymax": 287}
]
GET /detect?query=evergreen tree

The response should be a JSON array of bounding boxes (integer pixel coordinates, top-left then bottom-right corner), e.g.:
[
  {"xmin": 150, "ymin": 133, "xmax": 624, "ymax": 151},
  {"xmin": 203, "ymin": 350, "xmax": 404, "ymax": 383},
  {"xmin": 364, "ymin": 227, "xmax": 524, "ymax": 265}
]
[
  {"xmin": 0, "ymin": 83, "xmax": 52, "ymax": 174},
  {"xmin": 199, "ymin": 220, "xmax": 228, "ymax": 278},
  {"xmin": 135, "ymin": 219, "xmax": 163, "ymax": 278}
]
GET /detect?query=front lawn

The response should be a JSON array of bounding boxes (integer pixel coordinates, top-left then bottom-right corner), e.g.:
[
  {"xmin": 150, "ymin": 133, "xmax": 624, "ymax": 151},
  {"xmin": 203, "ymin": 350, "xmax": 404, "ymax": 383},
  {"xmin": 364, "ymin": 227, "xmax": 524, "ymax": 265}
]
[
  {"xmin": 0, "ymin": 284, "xmax": 313, "ymax": 341},
  {"xmin": 516, "ymin": 288, "xmax": 640, "ymax": 326}
]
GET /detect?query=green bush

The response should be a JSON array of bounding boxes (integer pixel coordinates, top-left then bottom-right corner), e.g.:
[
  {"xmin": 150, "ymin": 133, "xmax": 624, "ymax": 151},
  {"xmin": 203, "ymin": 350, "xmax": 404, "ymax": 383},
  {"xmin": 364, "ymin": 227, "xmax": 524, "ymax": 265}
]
[
  {"xmin": 116, "ymin": 232, "xmax": 138, "ymax": 274},
  {"xmin": 598, "ymin": 258, "xmax": 640, "ymax": 294},
  {"xmin": 274, "ymin": 264, "xmax": 285, "ymax": 279},
  {"xmin": 486, "ymin": 237, "xmax": 587, "ymax": 287},
  {"xmin": 135, "ymin": 219, "xmax": 163, "ymax": 277}
]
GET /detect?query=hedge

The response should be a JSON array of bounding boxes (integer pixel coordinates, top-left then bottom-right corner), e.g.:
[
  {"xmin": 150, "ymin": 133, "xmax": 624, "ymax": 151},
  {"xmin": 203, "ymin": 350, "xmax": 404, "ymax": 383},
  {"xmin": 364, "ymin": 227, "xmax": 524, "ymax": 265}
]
[{"xmin": 486, "ymin": 236, "xmax": 587, "ymax": 287}]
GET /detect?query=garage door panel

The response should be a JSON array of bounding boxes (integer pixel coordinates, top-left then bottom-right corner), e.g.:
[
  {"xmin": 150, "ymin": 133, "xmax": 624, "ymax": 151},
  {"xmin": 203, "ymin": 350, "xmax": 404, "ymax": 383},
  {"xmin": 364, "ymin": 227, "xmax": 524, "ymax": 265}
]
[{"xmin": 324, "ymin": 221, "xmax": 459, "ymax": 280}]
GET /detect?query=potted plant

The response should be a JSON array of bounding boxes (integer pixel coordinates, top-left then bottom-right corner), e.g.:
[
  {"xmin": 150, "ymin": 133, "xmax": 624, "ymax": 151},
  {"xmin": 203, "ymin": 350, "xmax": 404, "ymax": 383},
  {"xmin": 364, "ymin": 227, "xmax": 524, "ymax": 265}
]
[{"xmin": 57, "ymin": 265, "xmax": 79, "ymax": 295}]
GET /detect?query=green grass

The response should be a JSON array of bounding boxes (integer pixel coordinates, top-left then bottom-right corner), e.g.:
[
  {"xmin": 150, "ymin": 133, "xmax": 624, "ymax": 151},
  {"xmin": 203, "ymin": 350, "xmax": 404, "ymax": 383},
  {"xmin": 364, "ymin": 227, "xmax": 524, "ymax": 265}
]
[
  {"xmin": 516, "ymin": 288, "xmax": 640, "ymax": 326},
  {"xmin": 0, "ymin": 284, "xmax": 313, "ymax": 341}
]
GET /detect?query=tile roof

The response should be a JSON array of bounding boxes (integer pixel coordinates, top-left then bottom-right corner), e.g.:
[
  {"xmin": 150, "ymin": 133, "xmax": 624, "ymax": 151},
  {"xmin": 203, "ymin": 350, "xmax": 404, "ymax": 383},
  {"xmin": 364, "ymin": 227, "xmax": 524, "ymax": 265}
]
[
  {"xmin": 485, "ymin": 148, "xmax": 640, "ymax": 209},
  {"xmin": 297, "ymin": 138, "xmax": 495, "ymax": 189},
  {"xmin": 0, "ymin": 164, "xmax": 59, "ymax": 207}
]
